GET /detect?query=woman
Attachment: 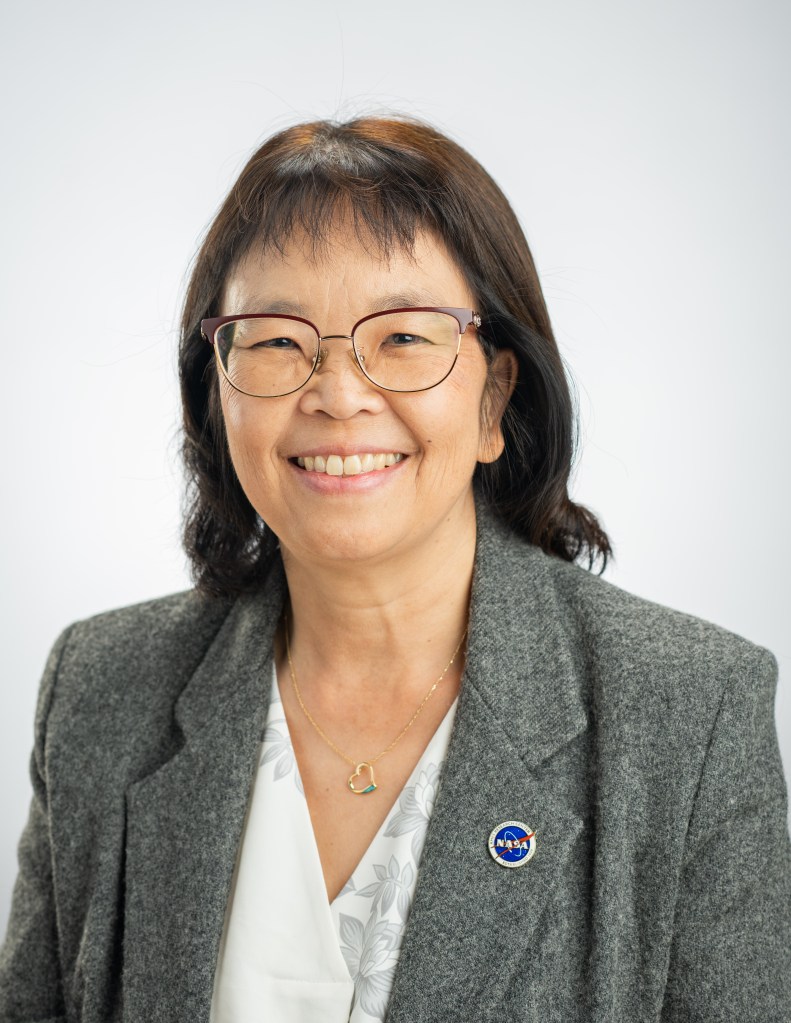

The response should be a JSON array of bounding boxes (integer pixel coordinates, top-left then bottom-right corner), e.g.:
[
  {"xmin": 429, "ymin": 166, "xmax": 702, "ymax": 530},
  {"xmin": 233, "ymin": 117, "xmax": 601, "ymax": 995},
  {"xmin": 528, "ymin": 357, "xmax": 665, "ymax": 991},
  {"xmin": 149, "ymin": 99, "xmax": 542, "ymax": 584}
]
[{"xmin": 1, "ymin": 117, "xmax": 789, "ymax": 1021}]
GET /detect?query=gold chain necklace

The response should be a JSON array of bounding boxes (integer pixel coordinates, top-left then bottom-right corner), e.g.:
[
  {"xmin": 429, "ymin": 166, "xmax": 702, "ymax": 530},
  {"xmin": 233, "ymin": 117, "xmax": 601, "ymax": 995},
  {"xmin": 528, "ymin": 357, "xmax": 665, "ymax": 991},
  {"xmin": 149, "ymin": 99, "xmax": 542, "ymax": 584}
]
[{"xmin": 283, "ymin": 614, "xmax": 467, "ymax": 795}]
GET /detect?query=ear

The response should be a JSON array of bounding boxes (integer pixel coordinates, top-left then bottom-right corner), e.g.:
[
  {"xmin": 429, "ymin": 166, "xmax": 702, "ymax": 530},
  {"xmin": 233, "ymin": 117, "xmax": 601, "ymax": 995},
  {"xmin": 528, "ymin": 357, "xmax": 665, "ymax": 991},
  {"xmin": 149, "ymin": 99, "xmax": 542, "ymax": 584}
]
[{"xmin": 478, "ymin": 348, "xmax": 519, "ymax": 464}]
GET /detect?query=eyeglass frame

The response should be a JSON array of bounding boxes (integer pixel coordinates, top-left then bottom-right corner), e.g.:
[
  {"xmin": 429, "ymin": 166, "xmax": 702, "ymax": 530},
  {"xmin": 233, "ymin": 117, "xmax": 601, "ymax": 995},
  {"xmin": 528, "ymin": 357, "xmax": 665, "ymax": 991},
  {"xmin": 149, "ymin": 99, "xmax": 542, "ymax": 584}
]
[{"xmin": 200, "ymin": 306, "xmax": 483, "ymax": 397}]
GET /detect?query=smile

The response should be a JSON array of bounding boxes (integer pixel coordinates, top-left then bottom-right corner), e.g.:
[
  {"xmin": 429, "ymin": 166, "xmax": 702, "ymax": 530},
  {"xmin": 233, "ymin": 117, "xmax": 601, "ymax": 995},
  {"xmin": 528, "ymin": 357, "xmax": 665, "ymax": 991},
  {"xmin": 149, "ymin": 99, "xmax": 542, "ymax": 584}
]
[{"xmin": 294, "ymin": 453, "xmax": 405, "ymax": 477}]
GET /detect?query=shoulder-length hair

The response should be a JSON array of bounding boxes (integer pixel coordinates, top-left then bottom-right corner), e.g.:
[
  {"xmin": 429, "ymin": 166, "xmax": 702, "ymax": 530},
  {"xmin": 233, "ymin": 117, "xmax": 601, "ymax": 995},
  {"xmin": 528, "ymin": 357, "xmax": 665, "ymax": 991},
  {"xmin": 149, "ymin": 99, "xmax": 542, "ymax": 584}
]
[{"xmin": 179, "ymin": 116, "xmax": 611, "ymax": 596}]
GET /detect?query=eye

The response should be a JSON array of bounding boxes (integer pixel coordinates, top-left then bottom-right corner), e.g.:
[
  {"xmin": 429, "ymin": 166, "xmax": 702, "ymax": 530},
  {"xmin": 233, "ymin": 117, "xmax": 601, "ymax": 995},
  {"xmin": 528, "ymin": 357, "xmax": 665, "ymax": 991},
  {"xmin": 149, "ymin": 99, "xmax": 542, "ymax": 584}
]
[
  {"xmin": 384, "ymin": 332, "xmax": 429, "ymax": 347},
  {"xmin": 252, "ymin": 335, "xmax": 299, "ymax": 350}
]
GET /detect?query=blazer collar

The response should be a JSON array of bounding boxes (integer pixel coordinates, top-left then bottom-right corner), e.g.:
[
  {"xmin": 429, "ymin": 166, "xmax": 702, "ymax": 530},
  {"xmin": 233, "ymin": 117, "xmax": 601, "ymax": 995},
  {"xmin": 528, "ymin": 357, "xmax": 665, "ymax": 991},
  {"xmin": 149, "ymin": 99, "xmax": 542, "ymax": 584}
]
[
  {"xmin": 386, "ymin": 508, "xmax": 588, "ymax": 1020},
  {"xmin": 465, "ymin": 503, "xmax": 587, "ymax": 769},
  {"xmin": 121, "ymin": 507, "xmax": 587, "ymax": 1018},
  {"xmin": 122, "ymin": 560, "xmax": 287, "ymax": 1017}
]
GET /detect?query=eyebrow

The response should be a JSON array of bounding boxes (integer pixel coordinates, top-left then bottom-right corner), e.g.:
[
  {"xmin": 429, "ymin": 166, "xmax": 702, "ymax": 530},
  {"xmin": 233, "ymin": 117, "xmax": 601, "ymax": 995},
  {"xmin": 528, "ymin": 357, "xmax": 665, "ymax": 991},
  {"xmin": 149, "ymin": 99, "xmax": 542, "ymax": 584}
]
[{"xmin": 241, "ymin": 290, "xmax": 442, "ymax": 318}]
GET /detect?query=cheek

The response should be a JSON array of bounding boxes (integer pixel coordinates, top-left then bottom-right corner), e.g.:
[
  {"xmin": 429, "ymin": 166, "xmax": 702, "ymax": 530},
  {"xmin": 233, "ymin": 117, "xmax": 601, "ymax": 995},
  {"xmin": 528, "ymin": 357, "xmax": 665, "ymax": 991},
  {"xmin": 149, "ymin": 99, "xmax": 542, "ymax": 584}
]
[
  {"xmin": 445, "ymin": 362, "xmax": 488, "ymax": 445},
  {"xmin": 407, "ymin": 372, "xmax": 487, "ymax": 465},
  {"xmin": 221, "ymin": 385, "xmax": 252, "ymax": 438},
  {"xmin": 220, "ymin": 385, "xmax": 280, "ymax": 484},
  {"xmin": 220, "ymin": 388, "xmax": 250, "ymax": 461}
]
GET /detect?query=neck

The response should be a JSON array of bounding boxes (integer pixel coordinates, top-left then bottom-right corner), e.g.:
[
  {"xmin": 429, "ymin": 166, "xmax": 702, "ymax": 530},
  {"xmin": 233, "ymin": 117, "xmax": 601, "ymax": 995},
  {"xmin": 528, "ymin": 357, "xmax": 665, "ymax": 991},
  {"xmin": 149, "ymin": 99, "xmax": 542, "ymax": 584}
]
[{"xmin": 279, "ymin": 491, "xmax": 477, "ymax": 700}]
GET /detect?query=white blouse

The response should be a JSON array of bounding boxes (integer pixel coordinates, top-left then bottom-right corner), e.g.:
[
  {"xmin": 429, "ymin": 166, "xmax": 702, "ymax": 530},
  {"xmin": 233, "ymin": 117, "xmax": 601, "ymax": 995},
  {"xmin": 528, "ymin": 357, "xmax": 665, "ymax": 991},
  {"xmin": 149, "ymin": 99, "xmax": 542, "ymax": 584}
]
[{"xmin": 210, "ymin": 667, "xmax": 458, "ymax": 1023}]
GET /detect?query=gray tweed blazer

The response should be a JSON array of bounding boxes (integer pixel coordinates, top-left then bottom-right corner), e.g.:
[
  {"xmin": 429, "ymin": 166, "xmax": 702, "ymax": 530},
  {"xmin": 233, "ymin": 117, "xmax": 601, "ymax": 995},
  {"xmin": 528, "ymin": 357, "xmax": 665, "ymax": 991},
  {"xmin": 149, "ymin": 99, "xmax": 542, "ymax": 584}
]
[{"xmin": 1, "ymin": 508, "xmax": 790, "ymax": 1022}]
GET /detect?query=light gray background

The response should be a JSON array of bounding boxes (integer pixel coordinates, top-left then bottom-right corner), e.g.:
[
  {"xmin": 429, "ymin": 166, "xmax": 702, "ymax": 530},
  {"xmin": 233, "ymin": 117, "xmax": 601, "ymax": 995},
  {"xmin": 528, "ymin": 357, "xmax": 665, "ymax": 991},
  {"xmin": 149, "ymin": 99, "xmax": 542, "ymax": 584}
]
[{"xmin": 2, "ymin": 0, "xmax": 789, "ymax": 934}]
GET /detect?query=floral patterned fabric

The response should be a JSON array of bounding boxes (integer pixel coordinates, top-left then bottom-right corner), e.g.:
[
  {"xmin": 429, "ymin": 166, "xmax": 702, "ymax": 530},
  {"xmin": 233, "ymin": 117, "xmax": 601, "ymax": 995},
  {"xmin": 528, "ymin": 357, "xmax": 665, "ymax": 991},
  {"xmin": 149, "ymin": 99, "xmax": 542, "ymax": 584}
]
[{"xmin": 210, "ymin": 668, "xmax": 457, "ymax": 1023}]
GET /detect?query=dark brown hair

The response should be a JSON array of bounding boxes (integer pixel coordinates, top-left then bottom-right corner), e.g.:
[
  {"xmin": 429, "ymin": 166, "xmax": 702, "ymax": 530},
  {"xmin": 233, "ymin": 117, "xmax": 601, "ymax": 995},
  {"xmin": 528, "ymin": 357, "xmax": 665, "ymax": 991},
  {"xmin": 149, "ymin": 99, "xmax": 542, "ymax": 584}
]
[{"xmin": 179, "ymin": 116, "xmax": 611, "ymax": 596}]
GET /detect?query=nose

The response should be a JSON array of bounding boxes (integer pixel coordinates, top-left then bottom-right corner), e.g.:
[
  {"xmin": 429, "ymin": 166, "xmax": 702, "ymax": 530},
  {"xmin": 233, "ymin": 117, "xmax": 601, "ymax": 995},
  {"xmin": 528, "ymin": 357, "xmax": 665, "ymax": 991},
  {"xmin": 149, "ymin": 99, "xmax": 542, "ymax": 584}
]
[
  {"xmin": 314, "ymin": 334, "xmax": 361, "ymax": 373},
  {"xmin": 298, "ymin": 334, "xmax": 386, "ymax": 419}
]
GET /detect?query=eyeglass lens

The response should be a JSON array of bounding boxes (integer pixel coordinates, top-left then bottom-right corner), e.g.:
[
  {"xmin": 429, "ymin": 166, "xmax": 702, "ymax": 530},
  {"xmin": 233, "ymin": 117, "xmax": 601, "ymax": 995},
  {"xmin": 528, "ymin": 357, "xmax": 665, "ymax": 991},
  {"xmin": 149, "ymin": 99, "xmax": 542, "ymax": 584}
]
[{"xmin": 214, "ymin": 310, "xmax": 461, "ymax": 396}]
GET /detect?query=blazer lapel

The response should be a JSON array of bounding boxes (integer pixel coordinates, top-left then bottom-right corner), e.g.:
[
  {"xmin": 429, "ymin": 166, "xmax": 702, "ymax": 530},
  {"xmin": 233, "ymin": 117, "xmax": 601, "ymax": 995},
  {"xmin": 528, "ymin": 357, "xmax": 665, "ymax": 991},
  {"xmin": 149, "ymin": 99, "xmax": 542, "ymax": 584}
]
[
  {"xmin": 122, "ymin": 563, "xmax": 287, "ymax": 1018},
  {"xmin": 386, "ymin": 511, "xmax": 589, "ymax": 1022}
]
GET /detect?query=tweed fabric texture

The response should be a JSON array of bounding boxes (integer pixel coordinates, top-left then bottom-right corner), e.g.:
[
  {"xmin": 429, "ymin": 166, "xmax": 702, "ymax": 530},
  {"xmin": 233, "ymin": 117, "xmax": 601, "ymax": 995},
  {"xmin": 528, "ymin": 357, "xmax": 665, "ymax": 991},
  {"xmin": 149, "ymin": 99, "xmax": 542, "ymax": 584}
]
[{"xmin": 1, "ymin": 506, "xmax": 789, "ymax": 1022}]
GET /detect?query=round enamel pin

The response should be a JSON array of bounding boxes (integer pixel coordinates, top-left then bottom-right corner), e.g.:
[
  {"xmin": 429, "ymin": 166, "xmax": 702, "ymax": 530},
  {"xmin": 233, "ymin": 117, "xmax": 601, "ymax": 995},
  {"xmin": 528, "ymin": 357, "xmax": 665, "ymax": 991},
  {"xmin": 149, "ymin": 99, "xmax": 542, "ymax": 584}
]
[{"xmin": 488, "ymin": 820, "xmax": 537, "ymax": 868}]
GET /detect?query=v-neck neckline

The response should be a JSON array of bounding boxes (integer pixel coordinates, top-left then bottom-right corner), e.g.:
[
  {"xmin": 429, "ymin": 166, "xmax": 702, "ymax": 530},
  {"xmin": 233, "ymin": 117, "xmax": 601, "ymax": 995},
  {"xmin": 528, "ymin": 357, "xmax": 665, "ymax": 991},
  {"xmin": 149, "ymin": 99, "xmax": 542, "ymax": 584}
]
[{"xmin": 271, "ymin": 668, "xmax": 459, "ymax": 907}]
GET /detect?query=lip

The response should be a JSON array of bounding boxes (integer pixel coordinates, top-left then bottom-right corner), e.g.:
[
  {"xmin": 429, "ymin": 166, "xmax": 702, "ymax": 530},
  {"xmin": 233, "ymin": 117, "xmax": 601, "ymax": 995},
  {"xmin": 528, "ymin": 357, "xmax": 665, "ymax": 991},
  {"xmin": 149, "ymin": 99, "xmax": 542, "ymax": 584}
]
[
  {"xmin": 288, "ymin": 454, "xmax": 409, "ymax": 493},
  {"xmin": 288, "ymin": 446, "xmax": 408, "ymax": 459}
]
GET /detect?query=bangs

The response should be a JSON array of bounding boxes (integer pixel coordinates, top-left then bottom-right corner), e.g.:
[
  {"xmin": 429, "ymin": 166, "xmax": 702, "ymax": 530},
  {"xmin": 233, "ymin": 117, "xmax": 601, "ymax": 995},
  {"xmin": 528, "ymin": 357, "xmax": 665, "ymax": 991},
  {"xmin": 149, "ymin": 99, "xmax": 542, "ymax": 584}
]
[{"xmin": 231, "ymin": 123, "xmax": 450, "ymax": 265}]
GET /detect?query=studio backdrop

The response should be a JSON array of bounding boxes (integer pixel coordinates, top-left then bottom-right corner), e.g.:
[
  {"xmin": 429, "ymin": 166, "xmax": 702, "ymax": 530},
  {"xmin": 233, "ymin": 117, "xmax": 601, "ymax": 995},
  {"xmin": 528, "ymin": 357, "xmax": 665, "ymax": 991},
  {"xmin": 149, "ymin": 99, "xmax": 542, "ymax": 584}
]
[{"xmin": 1, "ymin": 0, "xmax": 789, "ymax": 933}]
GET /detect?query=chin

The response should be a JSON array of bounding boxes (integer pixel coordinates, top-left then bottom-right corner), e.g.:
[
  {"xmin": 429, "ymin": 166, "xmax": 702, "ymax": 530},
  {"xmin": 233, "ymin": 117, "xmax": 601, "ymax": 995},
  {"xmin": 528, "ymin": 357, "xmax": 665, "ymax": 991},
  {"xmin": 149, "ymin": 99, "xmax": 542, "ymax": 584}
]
[{"xmin": 283, "ymin": 518, "xmax": 410, "ymax": 568}]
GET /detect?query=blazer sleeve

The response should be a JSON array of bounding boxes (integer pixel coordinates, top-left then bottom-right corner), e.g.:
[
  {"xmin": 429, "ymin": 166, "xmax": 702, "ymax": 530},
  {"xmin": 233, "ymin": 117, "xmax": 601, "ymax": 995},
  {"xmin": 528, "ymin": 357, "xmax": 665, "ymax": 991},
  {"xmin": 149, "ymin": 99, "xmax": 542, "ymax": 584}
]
[
  {"xmin": 0, "ymin": 628, "xmax": 71, "ymax": 1022},
  {"xmin": 662, "ymin": 643, "xmax": 791, "ymax": 1021}
]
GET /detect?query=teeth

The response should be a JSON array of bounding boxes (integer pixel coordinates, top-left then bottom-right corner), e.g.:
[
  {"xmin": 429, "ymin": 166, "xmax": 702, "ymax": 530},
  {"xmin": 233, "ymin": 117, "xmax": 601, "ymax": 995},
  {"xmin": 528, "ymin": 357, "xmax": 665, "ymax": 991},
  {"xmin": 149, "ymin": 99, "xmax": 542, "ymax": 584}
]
[{"xmin": 295, "ymin": 452, "xmax": 405, "ymax": 477}]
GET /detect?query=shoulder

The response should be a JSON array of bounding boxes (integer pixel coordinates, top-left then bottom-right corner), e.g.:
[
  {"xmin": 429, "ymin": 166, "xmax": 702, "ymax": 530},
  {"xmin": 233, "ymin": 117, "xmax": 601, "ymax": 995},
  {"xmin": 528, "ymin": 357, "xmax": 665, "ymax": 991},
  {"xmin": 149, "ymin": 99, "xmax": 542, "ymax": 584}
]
[
  {"xmin": 43, "ymin": 589, "xmax": 236, "ymax": 741},
  {"xmin": 58, "ymin": 588, "xmax": 234, "ymax": 681},
  {"xmin": 547, "ymin": 551, "xmax": 778, "ymax": 736},
  {"xmin": 59, "ymin": 588, "xmax": 233, "ymax": 665},
  {"xmin": 547, "ymin": 547, "xmax": 773, "ymax": 675},
  {"xmin": 477, "ymin": 507, "xmax": 777, "ymax": 722}
]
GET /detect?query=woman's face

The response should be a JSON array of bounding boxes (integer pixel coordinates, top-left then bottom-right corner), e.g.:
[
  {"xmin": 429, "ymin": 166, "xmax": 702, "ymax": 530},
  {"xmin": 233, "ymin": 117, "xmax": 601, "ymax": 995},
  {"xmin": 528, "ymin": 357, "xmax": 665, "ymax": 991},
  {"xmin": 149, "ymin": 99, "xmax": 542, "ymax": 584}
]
[{"xmin": 218, "ymin": 224, "xmax": 513, "ymax": 569}]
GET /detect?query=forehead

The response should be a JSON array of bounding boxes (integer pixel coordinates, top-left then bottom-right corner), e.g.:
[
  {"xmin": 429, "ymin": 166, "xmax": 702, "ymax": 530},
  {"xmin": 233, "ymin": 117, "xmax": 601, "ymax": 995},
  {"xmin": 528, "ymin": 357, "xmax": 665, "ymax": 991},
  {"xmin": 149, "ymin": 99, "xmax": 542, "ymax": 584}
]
[{"xmin": 219, "ymin": 224, "xmax": 474, "ymax": 318}]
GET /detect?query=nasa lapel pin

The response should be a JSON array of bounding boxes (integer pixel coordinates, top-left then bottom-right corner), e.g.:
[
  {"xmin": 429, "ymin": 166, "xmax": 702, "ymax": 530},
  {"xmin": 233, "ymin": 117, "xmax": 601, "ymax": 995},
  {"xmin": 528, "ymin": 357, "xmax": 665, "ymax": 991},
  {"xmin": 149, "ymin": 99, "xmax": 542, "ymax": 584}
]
[{"xmin": 488, "ymin": 820, "xmax": 537, "ymax": 868}]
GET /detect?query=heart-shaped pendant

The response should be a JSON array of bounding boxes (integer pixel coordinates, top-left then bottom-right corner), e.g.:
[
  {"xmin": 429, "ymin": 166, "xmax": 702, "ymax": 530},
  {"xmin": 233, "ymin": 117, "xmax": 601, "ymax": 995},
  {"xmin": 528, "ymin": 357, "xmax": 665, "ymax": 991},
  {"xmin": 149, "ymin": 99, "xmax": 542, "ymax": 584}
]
[{"xmin": 348, "ymin": 761, "xmax": 377, "ymax": 795}]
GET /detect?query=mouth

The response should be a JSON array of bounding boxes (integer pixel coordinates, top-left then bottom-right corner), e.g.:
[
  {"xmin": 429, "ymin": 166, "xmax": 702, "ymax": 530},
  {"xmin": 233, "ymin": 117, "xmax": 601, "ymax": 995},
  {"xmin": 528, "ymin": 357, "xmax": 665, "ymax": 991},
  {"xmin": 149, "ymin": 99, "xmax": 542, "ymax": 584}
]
[{"xmin": 292, "ymin": 452, "xmax": 406, "ymax": 478}]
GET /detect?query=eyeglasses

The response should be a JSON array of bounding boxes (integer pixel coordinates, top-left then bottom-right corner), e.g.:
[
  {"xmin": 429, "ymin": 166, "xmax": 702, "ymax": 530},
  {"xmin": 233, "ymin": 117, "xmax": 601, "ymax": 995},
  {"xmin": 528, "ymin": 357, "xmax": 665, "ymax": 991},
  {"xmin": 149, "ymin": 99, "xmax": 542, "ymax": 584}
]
[{"xmin": 200, "ymin": 307, "xmax": 482, "ymax": 397}]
